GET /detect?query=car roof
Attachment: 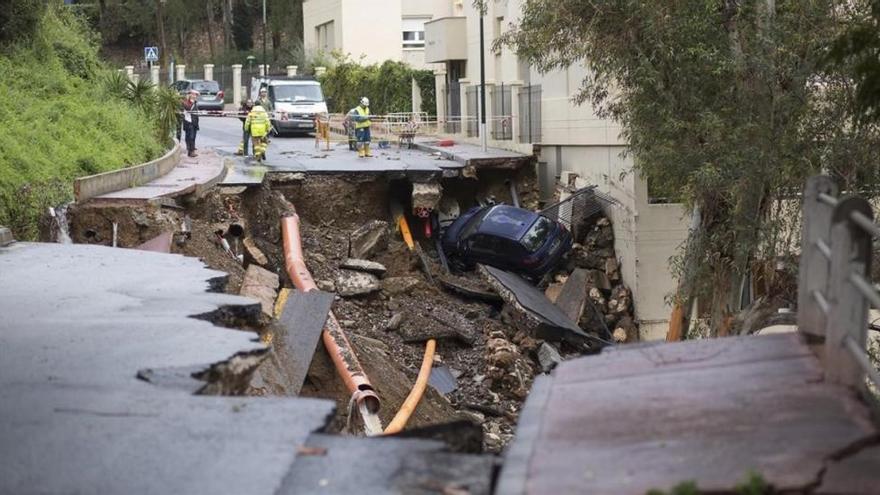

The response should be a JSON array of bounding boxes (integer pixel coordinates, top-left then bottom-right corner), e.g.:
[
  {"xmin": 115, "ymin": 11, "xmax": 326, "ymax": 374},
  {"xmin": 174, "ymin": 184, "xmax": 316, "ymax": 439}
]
[{"xmin": 475, "ymin": 205, "xmax": 540, "ymax": 240}]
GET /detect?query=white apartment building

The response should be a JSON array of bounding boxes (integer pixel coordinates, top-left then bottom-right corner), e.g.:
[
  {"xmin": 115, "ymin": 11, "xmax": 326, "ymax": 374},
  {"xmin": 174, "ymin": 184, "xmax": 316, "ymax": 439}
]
[
  {"xmin": 303, "ymin": 0, "xmax": 452, "ymax": 69},
  {"xmin": 426, "ymin": 0, "xmax": 690, "ymax": 340}
]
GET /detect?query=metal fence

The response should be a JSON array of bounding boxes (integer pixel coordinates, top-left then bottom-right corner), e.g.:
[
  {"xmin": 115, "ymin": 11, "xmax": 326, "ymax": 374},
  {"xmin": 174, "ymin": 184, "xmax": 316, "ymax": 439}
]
[
  {"xmin": 798, "ymin": 175, "xmax": 880, "ymax": 391},
  {"xmin": 465, "ymin": 86, "xmax": 479, "ymax": 137},
  {"xmin": 491, "ymin": 83, "xmax": 513, "ymax": 140},
  {"xmin": 518, "ymin": 84, "xmax": 541, "ymax": 143},
  {"xmin": 540, "ymin": 185, "xmax": 617, "ymax": 243},
  {"xmin": 444, "ymin": 83, "xmax": 461, "ymax": 134}
]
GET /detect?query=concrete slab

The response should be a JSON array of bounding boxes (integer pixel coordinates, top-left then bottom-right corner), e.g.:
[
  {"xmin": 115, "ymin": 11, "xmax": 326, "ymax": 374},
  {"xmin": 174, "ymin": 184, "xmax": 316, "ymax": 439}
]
[
  {"xmin": 0, "ymin": 242, "xmax": 337, "ymax": 494},
  {"xmin": 92, "ymin": 149, "xmax": 226, "ymax": 203},
  {"xmin": 496, "ymin": 333, "xmax": 880, "ymax": 495},
  {"xmin": 277, "ymin": 434, "xmax": 496, "ymax": 494},
  {"xmin": 414, "ymin": 139, "xmax": 531, "ymax": 169}
]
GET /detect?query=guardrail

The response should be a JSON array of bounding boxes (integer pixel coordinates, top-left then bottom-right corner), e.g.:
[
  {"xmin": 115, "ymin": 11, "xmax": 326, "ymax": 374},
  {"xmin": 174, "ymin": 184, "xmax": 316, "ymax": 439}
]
[{"xmin": 798, "ymin": 175, "xmax": 880, "ymax": 390}]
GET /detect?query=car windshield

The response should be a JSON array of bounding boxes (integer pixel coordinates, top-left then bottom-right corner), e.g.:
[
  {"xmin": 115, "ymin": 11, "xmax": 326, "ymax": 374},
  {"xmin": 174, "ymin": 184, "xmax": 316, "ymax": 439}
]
[
  {"xmin": 192, "ymin": 81, "xmax": 219, "ymax": 93},
  {"xmin": 271, "ymin": 84, "xmax": 323, "ymax": 103},
  {"xmin": 520, "ymin": 216, "xmax": 554, "ymax": 252}
]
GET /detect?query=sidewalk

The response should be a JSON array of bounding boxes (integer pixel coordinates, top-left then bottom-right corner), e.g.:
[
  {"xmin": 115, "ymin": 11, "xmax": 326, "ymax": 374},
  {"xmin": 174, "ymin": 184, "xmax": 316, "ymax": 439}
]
[{"xmin": 90, "ymin": 148, "xmax": 226, "ymax": 204}]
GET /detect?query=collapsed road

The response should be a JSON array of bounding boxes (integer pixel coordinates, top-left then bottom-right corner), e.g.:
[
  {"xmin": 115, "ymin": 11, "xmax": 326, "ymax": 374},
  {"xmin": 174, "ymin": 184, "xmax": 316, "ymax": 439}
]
[{"xmin": 0, "ymin": 117, "xmax": 643, "ymax": 493}]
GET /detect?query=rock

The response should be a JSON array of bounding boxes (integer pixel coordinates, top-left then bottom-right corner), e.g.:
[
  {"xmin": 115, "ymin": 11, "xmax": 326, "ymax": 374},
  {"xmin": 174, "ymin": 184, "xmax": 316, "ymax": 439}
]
[
  {"xmin": 340, "ymin": 319, "xmax": 356, "ymax": 327},
  {"xmin": 617, "ymin": 315, "xmax": 639, "ymax": 343},
  {"xmin": 242, "ymin": 237, "xmax": 268, "ymax": 266},
  {"xmin": 612, "ymin": 327, "xmax": 627, "ymax": 342},
  {"xmin": 461, "ymin": 410, "xmax": 486, "ymax": 424},
  {"xmin": 537, "ymin": 342, "xmax": 563, "ymax": 372},
  {"xmin": 544, "ymin": 282, "xmax": 565, "ymax": 303},
  {"xmin": 335, "ymin": 270, "xmax": 380, "ymax": 297},
  {"xmin": 348, "ymin": 220, "xmax": 389, "ymax": 259},
  {"xmin": 605, "ymin": 257, "xmax": 621, "ymax": 283},
  {"xmin": 316, "ymin": 279, "xmax": 335, "ymax": 292},
  {"xmin": 310, "ymin": 252, "xmax": 327, "ymax": 265},
  {"xmin": 238, "ymin": 265, "xmax": 279, "ymax": 318},
  {"xmin": 586, "ymin": 269, "xmax": 611, "ymax": 293},
  {"xmin": 340, "ymin": 258, "xmax": 387, "ymax": 276},
  {"xmin": 608, "ymin": 285, "xmax": 632, "ymax": 316},
  {"xmin": 385, "ymin": 312, "xmax": 404, "ymax": 331},
  {"xmin": 588, "ymin": 287, "xmax": 607, "ymax": 312},
  {"xmin": 380, "ymin": 276, "xmax": 421, "ymax": 295},
  {"xmin": 484, "ymin": 432, "xmax": 503, "ymax": 451}
]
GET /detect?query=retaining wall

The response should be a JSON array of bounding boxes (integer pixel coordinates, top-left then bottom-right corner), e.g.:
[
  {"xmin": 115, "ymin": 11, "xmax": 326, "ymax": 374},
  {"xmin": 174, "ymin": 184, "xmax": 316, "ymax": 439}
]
[{"xmin": 73, "ymin": 143, "xmax": 181, "ymax": 203}]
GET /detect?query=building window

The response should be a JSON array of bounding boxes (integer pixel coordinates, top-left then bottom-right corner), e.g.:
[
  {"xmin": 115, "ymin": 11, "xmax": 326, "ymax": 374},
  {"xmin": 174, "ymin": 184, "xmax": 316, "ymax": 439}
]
[
  {"xmin": 315, "ymin": 21, "xmax": 335, "ymax": 51},
  {"xmin": 402, "ymin": 17, "xmax": 429, "ymax": 49}
]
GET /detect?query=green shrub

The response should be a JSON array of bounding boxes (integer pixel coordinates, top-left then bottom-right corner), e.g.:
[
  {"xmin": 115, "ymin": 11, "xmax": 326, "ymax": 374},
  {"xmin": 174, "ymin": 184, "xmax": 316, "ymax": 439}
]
[
  {"xmin": 318, "ymin": 54, "xmax": 436, "ymax": 116},
  {"xmin": 0, "ymin": 5, "xmax": 163, "ymax": 241}
]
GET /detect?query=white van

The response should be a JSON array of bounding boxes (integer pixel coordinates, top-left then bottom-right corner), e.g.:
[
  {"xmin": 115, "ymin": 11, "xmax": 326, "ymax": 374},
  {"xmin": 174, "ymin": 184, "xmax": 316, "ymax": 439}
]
[{"xmin": 250, "ymin": 76, "xmax": 328, "ymax": 135}]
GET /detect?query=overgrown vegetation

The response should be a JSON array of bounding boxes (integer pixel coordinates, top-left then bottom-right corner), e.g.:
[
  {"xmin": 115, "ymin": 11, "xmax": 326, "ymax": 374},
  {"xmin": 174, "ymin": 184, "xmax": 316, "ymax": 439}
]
[
  {"xmin": 499, "ymin": 0, "xmax": 880, "ymax": 334},
  {"xmin": 0, "ymin": 5, "xmax": 163, "ymax": 240},
  {"xmin": 318, "ymin": 54, "xmax": 436, "ymax": 116}
]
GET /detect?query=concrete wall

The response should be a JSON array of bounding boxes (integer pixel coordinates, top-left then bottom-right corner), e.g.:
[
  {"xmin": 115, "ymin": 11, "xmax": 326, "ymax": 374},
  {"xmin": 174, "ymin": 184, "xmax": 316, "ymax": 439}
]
[{"xmin": 303, "ymin": 0, "xmax": 343, "ymax": 57}]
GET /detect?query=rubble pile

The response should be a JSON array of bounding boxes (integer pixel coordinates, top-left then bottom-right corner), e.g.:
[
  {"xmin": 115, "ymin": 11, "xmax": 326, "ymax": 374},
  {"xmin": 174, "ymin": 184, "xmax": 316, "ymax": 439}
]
[{"xmin": 558, "ymin": 216, "xmax": 639, "ymax": 343}]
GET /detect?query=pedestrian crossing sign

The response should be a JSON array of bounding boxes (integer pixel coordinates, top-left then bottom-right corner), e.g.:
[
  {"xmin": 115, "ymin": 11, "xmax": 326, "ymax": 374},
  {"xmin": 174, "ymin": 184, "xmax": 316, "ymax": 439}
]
[{"xmin": 144, "ymin": 46, "xmax": 159, "ymax": 62}]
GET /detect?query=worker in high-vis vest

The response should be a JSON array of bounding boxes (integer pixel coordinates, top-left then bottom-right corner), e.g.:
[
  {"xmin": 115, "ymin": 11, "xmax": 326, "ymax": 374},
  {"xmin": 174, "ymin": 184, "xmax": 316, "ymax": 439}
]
[
  {"xmin": 350, "ymin": 96, "xmax": 372, "ymax": 158},
  {"xmin": 245, "ymin": 104, "xmax": 271, "ymax": 162}
]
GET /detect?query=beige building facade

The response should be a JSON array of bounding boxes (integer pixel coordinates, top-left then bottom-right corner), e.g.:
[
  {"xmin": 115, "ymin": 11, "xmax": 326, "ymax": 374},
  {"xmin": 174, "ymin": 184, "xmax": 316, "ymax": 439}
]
[
  {"xmin": 303, "ymin": 0, "xmax": 451, "ymax": 69},
  {"xmin": 426, "ymin": 0, "xmax": 691, "ymax": 340}
]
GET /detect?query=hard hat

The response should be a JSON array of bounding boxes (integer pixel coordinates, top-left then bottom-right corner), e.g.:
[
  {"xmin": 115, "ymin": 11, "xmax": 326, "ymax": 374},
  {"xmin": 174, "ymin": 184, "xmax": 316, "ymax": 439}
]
[
  {"xmin": 360, "ymin": 97, "xmax": 369, "ymax": 106},
  {"xmin": 259, "ymin": 87, "xmax": 268, "ymax": 94},
  {"xmin": 253, "ymin": 105, "xmax": 265, "ymax": 112}
]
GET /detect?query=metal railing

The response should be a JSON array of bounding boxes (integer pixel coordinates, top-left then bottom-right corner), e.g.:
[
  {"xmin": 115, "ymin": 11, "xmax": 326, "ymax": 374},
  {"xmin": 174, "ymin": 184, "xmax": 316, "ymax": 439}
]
[
  {"xmin": 540, "ymin": 185, "xmax": 617, "ymax": 242},
  {"xmin": 798, "ymin": 175, "xmax": 880, "ymax": 390}
]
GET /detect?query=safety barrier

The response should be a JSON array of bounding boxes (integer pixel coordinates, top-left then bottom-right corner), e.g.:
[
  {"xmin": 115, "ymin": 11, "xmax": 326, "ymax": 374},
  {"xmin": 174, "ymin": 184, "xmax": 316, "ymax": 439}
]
[{"xmin": 798, "ymin": 175, "xmax": 880, "ymax": 390}]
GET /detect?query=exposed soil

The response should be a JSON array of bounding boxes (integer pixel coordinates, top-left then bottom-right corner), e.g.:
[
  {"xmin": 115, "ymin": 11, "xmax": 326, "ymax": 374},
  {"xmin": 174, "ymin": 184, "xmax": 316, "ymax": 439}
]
[{"xmin": 65, "ymin": 166, "xmax": 635, "ymax": 453}]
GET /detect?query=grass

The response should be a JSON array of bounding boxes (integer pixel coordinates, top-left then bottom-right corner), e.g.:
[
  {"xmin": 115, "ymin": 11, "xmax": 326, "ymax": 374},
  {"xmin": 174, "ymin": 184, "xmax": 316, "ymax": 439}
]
[{"xmin": 0, "ymin": 7, "xmax": 163, "ymax": 240}]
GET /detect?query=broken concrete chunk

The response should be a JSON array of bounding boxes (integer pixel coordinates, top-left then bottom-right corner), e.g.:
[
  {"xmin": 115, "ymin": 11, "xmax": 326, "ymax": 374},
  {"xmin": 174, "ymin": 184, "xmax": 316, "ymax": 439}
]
[
  {"xmin": 585, "ymin": 269, "xmax": 611, "ymax": 293},
  {"xmin": 239, "ymin": 265, "xmax": 280, "ymax": 318},
  {"xmin": 242, "ymin": 237, "xmax": 268, "ymax": 266},
  {"xmin": 316, "ymin": 279, "xmax": 335, "ymax": 292},
  {"xmin": 411, "ymin": 182, "xmax": 442, "ymax": 213},
  {"xmin": 335, "ymin": 270, "xmax": 380, "ymax": 297},
  {"xmin": 380, "ymin": 276, "xmax": 421, "ymax": 295},
  {"xmin": 612, "ymin": 328, "xmax": 628, "ymax": 343},
  {"xmin": 608, "ymin": 285, "xmax": 632, "ymax": 316},
  {"xmin": 605, "ymin": 256, "xmax": 621, "ymax": 283},
  {"xmin": 349, "ymin": 220, "xmax": 389, "ymax": 259},
  {"xmin": 340, "ymin": 258, "xmax": 387, "ymax": 276},
  {"xmin": 385, "ymin": 312, "xmax": 404, "ymax": 331},
  {"xmin": 544, "ymin": 283, "xmax": 564, "ymax": 303},
  {"xmin": 554, "ymin": 268, "xmax": 588, "ymax": 323},
  {"xmin": 537, "ymin": 342, "xmax": 563, "ymax": 373}
]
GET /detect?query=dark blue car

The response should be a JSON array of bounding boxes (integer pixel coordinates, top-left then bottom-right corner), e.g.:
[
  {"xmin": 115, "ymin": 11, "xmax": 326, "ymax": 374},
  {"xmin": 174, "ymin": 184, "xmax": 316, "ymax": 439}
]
[{"xmin": 441, "ymin": 205, "xmax": 573, "ymax": 278}]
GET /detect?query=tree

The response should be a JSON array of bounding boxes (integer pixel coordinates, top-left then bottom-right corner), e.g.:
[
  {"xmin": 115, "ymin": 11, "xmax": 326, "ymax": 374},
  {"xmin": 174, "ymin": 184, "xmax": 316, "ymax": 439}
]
[
  {"xmin": 500, "ymin": 0, "xmax": 880, "ymax": 334},
  {"xmin": 231, "ymin": 0, "xmax": 253, "ymax": 51}
]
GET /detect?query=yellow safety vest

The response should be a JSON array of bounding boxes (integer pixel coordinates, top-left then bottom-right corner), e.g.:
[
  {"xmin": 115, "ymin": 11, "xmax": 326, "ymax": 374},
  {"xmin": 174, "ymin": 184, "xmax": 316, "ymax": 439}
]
[
  {"xmin": 247, "ymin": 109, "xmax": 270, "ymax": 137},
  {"xmin": 355, "ymin": 106, "xmax": 371, "ymax": 129}
]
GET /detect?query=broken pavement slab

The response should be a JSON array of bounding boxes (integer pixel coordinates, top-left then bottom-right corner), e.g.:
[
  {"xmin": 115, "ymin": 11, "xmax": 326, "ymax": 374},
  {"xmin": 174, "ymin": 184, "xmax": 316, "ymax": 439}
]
[
  {"xmin": 349, "ymin": 219, "xmax": 389, "ymax": 259},
  {"xmin": 553, "ymin": 268, "xmax": 588, "ymax": 323},
  {"xmin": 497, "ymin": 333, "xmax": 880, "ymax": 494},
  {"xmin": 478, "ymin": 265, "xmax": 594, "ymax": 346},
  {"xmin": 0, "ymin": 226, "xmax": 14, "ymax": 246},
  {"xmin": 340, "ymin": 257, "xmax": 387, "ymax": 276},
  {"xmin": 0, "ymin": 241, "xmax": 336, "ymax": 494},
  {"xmin": 336, "ymin": 269, "xmax": 381, "ymax": 297}
]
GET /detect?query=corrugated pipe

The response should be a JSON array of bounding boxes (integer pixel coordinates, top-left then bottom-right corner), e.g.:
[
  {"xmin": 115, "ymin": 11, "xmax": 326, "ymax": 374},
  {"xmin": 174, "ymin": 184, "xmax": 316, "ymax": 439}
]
[{"xmin": 280, "ymin": 213, "xmax": 382, "ymax": 428}]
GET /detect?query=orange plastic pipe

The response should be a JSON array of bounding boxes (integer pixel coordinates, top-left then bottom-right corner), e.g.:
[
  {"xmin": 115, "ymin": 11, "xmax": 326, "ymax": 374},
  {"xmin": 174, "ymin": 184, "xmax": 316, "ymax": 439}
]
[
  {"xmin": 384, "ymin": 338, "xmax": 435, "ymax": 434},
  {"xmin": 281, "ymin": 213, "xmax": 380, "ymax": 413}
]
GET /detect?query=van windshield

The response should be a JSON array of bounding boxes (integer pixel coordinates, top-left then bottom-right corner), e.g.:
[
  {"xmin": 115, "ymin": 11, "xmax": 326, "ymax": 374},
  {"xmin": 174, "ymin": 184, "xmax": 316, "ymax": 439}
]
[{"xmin": 271, "ymin": 84, "xmax": 324, "ymax": 103}]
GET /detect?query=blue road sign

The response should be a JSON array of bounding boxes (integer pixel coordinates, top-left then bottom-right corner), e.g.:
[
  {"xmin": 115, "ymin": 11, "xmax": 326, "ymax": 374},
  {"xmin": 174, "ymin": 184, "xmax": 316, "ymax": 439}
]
[{"xmin": 144, "ymin": 46, "xmax": 159, "ymax": 62}]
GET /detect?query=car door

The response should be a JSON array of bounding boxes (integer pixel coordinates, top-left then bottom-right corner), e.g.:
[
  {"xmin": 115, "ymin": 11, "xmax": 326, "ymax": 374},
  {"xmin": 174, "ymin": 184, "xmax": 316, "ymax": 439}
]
[{"xmin": 466, "ymin": 234, "xmax": 505, "ymax": 268}]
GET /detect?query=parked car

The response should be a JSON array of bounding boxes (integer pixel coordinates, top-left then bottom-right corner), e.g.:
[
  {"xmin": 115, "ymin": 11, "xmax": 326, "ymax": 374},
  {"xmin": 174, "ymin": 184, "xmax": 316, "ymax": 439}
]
[
  {"xmin": 441, "ymin": 204, "xmax": 573, "ymax": 278},
  {"xmin": 249, "ymin": 76, "xmax": 328, "ymax": 135},
  {"xmin": 171, "ymin": 79, "xmax": 225, "ymax": 111}
]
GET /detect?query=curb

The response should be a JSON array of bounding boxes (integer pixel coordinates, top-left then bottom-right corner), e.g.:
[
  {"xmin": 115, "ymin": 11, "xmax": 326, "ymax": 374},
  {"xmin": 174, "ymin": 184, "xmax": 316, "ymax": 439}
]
[
  {"xmin": 0, "ymin": 226, "xmax": 15, "ymax": 246},
  {"xmin": 74, "ymin": 143, "xmax": 182, "ymax": 203}
]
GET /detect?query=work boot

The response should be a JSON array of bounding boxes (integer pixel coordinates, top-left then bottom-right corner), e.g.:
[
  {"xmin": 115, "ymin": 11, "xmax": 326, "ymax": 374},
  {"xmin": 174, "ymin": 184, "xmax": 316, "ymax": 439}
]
[
  {"xmin": 358, "ymin": 147, "xmax": 365, "ymax": 158},
  {"xmin": 365, "ymin": 144, "xmax": 372, "ymax": 157},
  {"xmin": 188, "ymin": 151, "xmax": 197, "ymax": 158}
]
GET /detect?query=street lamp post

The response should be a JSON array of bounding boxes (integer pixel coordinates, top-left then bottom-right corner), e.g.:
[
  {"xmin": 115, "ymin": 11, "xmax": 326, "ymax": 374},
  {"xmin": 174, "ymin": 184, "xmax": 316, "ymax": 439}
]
[
  {"xmin": 479, "ymin": 6, "xmax": 487, "ymax": 152},
  {"xmin": 262, "ymin": 0, "xmax": 268, "ymax": 76}
]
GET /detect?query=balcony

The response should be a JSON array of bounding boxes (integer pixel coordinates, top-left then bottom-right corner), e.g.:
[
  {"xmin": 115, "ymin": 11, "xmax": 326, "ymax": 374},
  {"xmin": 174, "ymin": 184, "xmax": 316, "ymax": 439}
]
[{"xmin": 424, "ymin": 17, "xmax": 467, "ymax": 63}]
